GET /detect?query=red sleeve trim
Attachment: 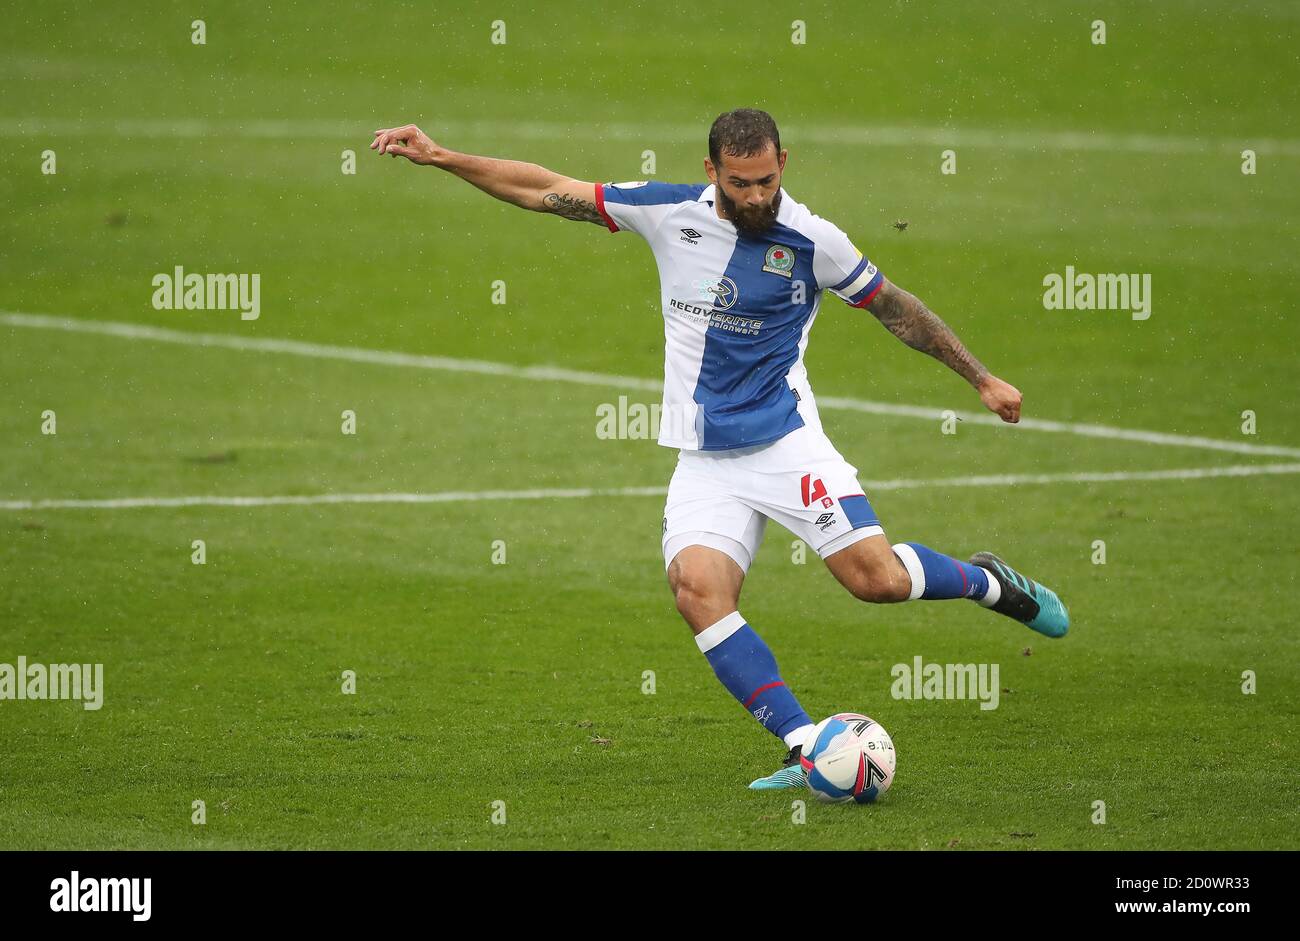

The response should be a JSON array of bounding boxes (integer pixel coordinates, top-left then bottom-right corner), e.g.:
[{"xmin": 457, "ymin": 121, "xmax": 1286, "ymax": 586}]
[
  {"xmin": 852, "ymin": 279, "xmax": 884, "ymax": 308},
  {"xmin": 593, "ymin": 182, "xmax": 618, "ymax": 233}
]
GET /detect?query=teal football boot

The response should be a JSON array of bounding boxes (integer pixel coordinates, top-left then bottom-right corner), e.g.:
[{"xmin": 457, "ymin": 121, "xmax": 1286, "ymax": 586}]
[
  {"xmin": 748, "ymin": 744, "xmax": 808, "ymax": 790},
  {"xmin": 970, "ymin": 551, "xmax": 1070, "ymax": 638}
]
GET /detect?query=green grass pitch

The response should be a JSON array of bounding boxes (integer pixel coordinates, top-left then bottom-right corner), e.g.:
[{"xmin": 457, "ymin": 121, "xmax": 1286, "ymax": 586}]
[{"xmin": 1, "ymin": 1, "xmax": 1297, "ymax": 849}]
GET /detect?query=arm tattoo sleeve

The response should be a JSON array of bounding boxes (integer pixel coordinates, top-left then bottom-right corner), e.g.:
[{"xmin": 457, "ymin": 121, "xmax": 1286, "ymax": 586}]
[
  {"xmin": 541, "ymin": 191, "xmax": 604, "ymax": 224},
  {"xmin": 867, "ymin": 281, "xmax": 989, "ymax": 387}
]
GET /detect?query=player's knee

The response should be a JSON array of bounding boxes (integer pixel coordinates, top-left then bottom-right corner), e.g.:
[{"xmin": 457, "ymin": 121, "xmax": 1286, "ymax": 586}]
[
  {"xmin": 671, "ymin": 577, "xmax": 712, "ymax": 621},
  {"xmin": 668, "ymin": 566, "xmax": 728, "ymax": 625}
]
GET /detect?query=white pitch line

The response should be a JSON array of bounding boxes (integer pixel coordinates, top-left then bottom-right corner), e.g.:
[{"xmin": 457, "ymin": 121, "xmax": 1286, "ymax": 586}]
[
  {"xmin": 1, "ymin": 118, "xmax": 1297, "ymax": 157},
  {"xmin": 6, "ymin": 310, "xmax": 1300, "ymax": 460},
  {"xmin": 4, "ymin": 464, "xmax": 1299, "ymax": 512},
  {"xmin": 861, "ymin": 463, "xmax": 1300, "ymax": 490},
  {"xmin": 816, "ymin": 394, "xmax": 1300, "ymax": 457},
  {"xmin": 0, "ymin": 486, "xmax": 668, "ymax": 512}
]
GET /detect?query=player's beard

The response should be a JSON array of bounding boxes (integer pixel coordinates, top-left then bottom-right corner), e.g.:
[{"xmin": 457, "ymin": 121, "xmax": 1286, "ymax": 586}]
[{"xmin": 719, "ymin": 185, "xmax": 782, "ymax": 238}]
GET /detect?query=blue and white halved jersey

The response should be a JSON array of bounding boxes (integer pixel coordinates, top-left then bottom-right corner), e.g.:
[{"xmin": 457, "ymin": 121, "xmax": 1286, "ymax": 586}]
[{"xmin": 594, "ymin": 181, "xmax": 884, "ymax": 451}]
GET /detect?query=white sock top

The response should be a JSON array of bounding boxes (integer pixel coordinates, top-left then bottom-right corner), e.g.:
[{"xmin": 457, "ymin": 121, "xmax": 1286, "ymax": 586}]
[{"xmin": 694, "ymin": 611, "xmax": 746, "ymax": 653}]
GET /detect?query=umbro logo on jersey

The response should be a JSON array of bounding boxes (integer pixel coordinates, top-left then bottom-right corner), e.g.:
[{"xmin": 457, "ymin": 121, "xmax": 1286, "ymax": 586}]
[{"xmin": 679, "ymin": 228, "xmax": 702, "ymax": 245}]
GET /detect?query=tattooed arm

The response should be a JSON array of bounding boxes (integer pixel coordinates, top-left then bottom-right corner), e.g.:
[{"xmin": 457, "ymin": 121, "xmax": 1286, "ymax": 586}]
[
  {"xmin": 370, "ymin": 123, "xmax": 603, "ymax": 224},
  {"xmin": 866, "ymin": 277, "xmax": 1023, "ymax": 423}
]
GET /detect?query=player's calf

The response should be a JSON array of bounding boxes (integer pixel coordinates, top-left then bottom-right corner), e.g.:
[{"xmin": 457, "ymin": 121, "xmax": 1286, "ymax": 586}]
[
  {"xmin": 836, "ymin": 560, "xmax": 912, "ymax": 603},
  {"xmin": 824, "ymin": 534, "xmax": 917, "ymax": 604}
]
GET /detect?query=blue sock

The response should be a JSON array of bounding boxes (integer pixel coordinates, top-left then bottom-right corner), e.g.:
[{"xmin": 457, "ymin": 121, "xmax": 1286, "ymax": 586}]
[
  {"xmin": 696, "ymin": 612, "xmax": 812, "ymax": 744},
  {"xmin": 893, "ymin": 542, "xmax": 990, "ymax": 600}
]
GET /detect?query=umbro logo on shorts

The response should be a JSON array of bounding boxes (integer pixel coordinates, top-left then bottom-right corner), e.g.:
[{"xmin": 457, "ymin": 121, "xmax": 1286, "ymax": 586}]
[{"xmin": 816, "ymin": 512, "xmax": 837, "ymax": 532}]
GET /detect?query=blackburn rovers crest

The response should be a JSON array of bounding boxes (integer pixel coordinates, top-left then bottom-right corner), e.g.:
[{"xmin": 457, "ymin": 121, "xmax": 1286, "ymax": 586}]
[{"xmin": 763, "ymin": 244, "xmax": 795, "ymax": 277}]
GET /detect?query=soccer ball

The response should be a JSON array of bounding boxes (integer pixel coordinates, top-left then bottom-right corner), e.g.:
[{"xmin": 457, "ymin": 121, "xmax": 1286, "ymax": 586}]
[{"xmin": 800, "ymin": 713, "xmax": 896, "ymax": 804}]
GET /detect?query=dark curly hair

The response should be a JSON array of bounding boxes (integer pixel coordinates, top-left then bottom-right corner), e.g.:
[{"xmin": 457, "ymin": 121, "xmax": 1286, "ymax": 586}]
[{"xmin": 708, "ymin": 109, "xmax": 781, "ymax": 168}]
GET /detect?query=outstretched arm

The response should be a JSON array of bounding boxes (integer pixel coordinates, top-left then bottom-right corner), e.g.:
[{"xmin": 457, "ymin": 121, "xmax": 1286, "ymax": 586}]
[
  {"xmin": 866, "ymin": 277, "xmax": 1022, "ymax": 423},
  {"xmin": 370, "ymin": 123, "xmax": 603, "ymax": 224}
]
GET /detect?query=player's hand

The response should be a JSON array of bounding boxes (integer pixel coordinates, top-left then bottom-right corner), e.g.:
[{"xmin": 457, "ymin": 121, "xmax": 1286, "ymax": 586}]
[
  {"xmin": 370, "ymin": 124, "xmax": 443, "ymax": 164},
  {"xmin": 978, "ymin": 375, "xmax": 1022, "ymax": 423}
]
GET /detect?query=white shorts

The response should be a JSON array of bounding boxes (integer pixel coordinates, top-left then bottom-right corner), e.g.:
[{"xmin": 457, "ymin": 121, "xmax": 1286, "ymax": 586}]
[{"xmin": 661, "ymin": 422, "xmax": 885, "ymax": 574}]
